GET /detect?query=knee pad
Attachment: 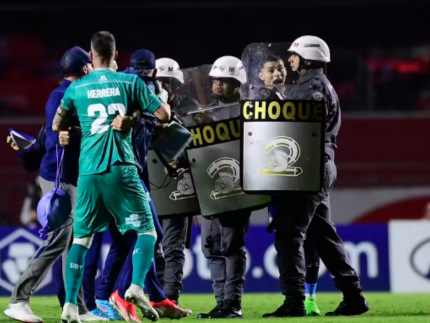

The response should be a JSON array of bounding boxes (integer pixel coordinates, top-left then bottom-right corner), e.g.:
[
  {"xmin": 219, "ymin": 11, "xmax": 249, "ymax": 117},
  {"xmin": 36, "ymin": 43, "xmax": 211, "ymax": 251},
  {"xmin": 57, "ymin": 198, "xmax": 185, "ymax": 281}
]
[
  {"xmin": 138, "ymin": 230, "xmax": 157, "ymax": 240},
  {"xmin": 73, "ymin": 235, "xmax": 94, "ymax": 249}
]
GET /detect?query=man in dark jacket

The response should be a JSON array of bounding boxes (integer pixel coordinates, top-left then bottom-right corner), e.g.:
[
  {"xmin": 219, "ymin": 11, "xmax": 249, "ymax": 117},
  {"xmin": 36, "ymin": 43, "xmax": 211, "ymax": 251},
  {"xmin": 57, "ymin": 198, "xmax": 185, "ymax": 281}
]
[{"xmin": 3, "ymin": 47, "xmax": 100, "ymax": 323}]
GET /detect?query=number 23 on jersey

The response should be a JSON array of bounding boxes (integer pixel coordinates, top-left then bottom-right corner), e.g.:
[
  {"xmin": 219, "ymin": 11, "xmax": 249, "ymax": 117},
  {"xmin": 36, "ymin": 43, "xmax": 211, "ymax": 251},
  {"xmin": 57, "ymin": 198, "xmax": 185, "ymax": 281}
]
[{"xmin": 88, "ymin": 103, "xmax": 126, "ymax": 135}]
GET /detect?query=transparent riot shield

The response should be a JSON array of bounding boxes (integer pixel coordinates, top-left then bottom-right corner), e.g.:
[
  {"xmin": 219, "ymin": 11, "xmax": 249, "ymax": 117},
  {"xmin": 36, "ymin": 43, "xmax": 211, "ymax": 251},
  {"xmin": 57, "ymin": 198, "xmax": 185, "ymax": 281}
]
[
  {"xmin": 175, "ymin": 65, "xmax": 270, "ymax": 218},
  {"xmin": 146, "ymin": 66, "xmax": 213, "ymax": 218},
  {"xmin": 240, "ymin": 42, "xmax": 326, "ymax": 194}
]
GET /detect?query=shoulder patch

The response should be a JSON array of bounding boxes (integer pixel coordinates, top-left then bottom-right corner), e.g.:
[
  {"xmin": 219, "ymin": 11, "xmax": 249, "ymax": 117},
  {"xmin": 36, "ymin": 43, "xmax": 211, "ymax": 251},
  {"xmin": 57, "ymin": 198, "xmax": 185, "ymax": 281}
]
[{"xmin": 311, "ymin": 91, "xmax": 324, "ymax": 101}]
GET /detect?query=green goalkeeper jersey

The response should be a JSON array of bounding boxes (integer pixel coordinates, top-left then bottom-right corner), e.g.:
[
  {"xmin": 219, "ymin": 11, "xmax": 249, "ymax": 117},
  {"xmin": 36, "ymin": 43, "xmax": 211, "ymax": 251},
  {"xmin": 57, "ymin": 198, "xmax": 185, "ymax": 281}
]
[{"xmin": 61, "ymin": 68, "xmax": 161, "ymax": 176}]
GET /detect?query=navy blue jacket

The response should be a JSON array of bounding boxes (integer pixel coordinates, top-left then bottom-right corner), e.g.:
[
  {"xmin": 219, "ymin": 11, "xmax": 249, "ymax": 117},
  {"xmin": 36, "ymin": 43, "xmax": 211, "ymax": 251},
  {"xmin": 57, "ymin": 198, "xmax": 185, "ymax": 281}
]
[
  {"xmin": 17, "ymin": 125, "xmax": 46, "ymax": 173},
  {"xmin": 18, "ymin": 79, "xmax": 80, "ymax": 185},
  {"xmin": 121, "ymin": 68, "xmax": 156, "ymax": 93},
  {"xmin": 38, "ymin": 79, "xmax": 79, "ymax": 185},
  {"xmin": 133, "ymin": 114, "xmax": 157, "ymax": 177},
  {"xmin": 39, "ymin": 79, "xmax": 71, "ymax": 182},
  {"xmin": 125, "ymin": 70, "xmax": 157, "ymax": 179}
]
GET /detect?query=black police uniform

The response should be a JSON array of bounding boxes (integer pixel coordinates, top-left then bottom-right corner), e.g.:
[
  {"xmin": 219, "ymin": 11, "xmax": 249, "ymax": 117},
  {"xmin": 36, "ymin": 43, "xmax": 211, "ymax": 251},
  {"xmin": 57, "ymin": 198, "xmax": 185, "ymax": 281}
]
[
  {"xmin": 265, "ymin": 68, "xmax": 368, "ymax": 317},
  {"xmin": 154, "ymin": 93, "xmax": 199, "ymax": 303},
  {"xmin": 200, "ymin": 213, "xmax": 250, "ymax": 318},
  {"xmin": 198, "ymin": 99, "xmax": 249, "ymax": 319}
]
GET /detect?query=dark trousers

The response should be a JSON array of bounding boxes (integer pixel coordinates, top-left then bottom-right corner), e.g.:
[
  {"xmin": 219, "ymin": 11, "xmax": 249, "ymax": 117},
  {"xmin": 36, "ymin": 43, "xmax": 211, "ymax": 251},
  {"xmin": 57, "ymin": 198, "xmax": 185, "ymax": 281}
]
[
  {"xmin": 82, "ymin": 221, "xmax": 135, "ymax": 311},
  {"xmin": 272, "ymin": 160, "xmax": 360, "ymax": 296},
  {"xmin": 201, "ymin": 212, "xmax": 250, "ymax": 302},
  {"xmin": 304, "ymin": 240, "xmax": 320, "ymax": 284},
  {"xmin": 155, "ymin": 217, "xmax": 188, "ymax": 299}
]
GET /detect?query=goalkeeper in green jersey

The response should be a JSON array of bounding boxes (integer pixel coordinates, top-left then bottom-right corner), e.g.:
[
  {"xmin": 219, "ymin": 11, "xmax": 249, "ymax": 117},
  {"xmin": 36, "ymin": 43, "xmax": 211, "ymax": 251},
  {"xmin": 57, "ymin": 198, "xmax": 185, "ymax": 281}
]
[{"xmin": 53, "ymin": 31, "xmax": 170, "ymax": 323}]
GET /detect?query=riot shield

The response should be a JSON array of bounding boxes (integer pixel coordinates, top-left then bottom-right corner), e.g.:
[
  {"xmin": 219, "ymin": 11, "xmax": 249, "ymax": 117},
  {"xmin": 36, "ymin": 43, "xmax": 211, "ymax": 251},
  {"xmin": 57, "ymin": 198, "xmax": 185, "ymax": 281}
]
[
  {"xmin": 146, "ymin": 67, "xmax": 210, "ymax": 218},
  {"xmin": 240, "ymin": 43, "xmax": 326, "ymax": 194},
  {"xmin": 146, "ymin": 150, "xmax": 199, "ymax": 218},
  {"xmin": 176, "ymin": 65, "xmax": 270, "ymax": 218}
]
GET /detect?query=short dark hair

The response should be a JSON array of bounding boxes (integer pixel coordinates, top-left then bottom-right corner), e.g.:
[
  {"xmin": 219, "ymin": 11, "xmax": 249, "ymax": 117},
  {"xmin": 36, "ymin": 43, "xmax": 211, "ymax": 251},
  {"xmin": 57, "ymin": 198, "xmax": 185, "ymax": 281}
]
[
  {"xmin": 260, "ymin": 52, "xmax": 283, "ymax": 69},
  {"xmin": 91, "ymin": 31, "xmax": 116, "ymax": 61}
]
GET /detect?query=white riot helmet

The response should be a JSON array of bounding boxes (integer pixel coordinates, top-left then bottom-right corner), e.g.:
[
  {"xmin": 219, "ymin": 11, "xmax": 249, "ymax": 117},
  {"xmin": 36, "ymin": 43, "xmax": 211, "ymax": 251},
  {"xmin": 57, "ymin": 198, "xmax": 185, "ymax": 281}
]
[
  {"xmin": 288, "ymin": 35, "xmax": 331, "ymax": 63},
  {"xmin": 156, "ymin": 57, "xmax": 184, "ymax": 84},
  {"xmin": 209, "ymin": 56, "xmax": 247, "ymax": 84}
]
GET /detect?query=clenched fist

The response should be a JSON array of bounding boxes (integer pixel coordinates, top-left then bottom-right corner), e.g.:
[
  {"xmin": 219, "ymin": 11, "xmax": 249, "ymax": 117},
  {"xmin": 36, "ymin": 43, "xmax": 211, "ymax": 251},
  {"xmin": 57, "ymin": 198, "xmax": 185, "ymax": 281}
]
[
  {"xmin": 59, "ymin": 128, "xmax": 72, "ymax": 147},
  {"xmin": 112, "ymin": 115, "xmax": 135, "ymax": 134}
]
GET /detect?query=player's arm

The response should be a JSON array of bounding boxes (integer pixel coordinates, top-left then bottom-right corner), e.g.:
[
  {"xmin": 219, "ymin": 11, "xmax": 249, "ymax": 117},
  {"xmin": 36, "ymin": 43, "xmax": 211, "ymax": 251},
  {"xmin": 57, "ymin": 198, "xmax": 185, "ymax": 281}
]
[
  {"xmin": 112, "ymin": 110, "xmax": 141, "ymax": 134},
  {"xmin": 53, "ymin": 85, "xmax": 76, "ymax": 132},
  {"xmin": 154, "ymin": 102, "xmax": 171, "ymax": 123},
  {"xmin": 133, "ymin": 76, "xmax": 171, "ymax": 123},
  {"xmin": 53, "ymin": 105, "xmax": 74, "ymax": 132}
]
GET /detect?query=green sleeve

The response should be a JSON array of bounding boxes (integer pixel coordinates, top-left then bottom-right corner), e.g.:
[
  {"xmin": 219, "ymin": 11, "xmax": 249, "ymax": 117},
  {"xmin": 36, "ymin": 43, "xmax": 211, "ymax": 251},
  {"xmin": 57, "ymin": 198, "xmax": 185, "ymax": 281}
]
[{"xmin": 132, "ymin": 76, "xmax": 162, "ymax": 114}]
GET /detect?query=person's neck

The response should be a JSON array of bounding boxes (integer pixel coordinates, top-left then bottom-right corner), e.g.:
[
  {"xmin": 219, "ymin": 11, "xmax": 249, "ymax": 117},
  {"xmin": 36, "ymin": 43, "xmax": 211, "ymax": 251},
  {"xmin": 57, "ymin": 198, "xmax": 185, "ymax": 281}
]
[
  {"xmin": 93, "ymin": 59, "xmax": 114, "ymax": 70},
  {"xmin": 298, "ymin": 67, "xmax": 320, "ymax": 79},
  {"xmin": 65, "ymin": 76, "xmax": 78, "ymax": 82},
  {"xmin": 298, "ymin": 69, "xmax": 309, "ymax": 78}
]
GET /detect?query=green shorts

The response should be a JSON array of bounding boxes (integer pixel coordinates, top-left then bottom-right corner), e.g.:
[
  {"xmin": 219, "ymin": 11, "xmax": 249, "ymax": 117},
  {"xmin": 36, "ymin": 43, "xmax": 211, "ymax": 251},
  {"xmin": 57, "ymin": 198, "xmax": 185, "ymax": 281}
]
[{"xmin": 74, "ymin": 164, "xmax": 154, "ymax": 238}]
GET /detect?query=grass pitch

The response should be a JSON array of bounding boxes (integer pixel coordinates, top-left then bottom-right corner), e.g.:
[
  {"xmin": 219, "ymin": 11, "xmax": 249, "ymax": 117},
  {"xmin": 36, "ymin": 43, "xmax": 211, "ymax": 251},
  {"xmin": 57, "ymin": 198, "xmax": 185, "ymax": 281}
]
[{"xmin": 1, "ymin": 293, "xmax": 430, "ymax": 323}]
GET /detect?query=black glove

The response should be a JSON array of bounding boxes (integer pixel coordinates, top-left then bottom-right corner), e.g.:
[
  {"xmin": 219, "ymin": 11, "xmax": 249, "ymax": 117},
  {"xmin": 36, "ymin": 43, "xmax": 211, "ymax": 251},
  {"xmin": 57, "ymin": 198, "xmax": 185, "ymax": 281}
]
[{"xmin": 259, "ymin": 87, "xmax": 286, "ymax": 100}]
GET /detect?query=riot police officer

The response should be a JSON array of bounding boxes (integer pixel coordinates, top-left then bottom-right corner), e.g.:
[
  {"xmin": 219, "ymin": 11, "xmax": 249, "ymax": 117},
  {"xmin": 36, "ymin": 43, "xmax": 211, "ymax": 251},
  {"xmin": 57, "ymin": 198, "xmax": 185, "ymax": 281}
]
[
  {"xmin": 156, "ymin": 58, "xmax": 199, "ymax": 123},
  {"xmin": 253, "ymin": 47, "xmax": 321, "ymax": 316},
  {"xmin": 197, "ymin": 56, "xmax": 250, "ymax": 319},
  {"xmin": 263, "ymin": 36, "xmax": 370, "ymax": 317},
  {"xmin": 207, "ymin": 56, "xmax": 242, "ymax": 106},
  {"xmin": 153, "ymin": 57, "xmax": 197, "ymax": 305}
]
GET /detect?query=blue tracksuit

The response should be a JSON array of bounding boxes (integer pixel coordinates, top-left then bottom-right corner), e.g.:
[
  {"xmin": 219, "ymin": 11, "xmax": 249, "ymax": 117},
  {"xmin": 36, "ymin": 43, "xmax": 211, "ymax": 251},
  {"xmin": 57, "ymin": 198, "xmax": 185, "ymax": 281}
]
[
  {"xmin": 19, "ymin": 79, "xmax": 80, "ymax": 182},
  {"xmin": 17, "ymin": 125, "xmax": 46, "ymax": 173},
  {"xmin": 39, "ymin": 79, "xmax": 80, "ymax": 185},
  {"xmin": 16, "ymin": 79, "xmax": 82, "ymax": 308}
]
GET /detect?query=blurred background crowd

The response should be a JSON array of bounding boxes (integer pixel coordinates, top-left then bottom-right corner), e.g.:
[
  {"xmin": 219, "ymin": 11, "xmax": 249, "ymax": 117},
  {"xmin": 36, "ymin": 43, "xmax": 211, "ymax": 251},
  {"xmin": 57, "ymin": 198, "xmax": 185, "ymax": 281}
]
[{"xmin": 1, "ymin": 0, "xmax": 430, "ymax": 227}]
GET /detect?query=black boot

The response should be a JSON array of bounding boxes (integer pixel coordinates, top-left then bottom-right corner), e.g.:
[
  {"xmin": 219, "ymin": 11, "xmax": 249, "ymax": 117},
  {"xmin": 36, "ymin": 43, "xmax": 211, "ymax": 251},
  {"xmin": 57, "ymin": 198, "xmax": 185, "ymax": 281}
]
[
  {"xmin": 197, "ymin": 302, "xmax": 225, "ymax": 319},
  {"xmin": 326, "ymin": 291, "xmax": 370, "ymax": 316},
  {"xmin": 219, "ymin": 300, "xmax": 243, "ymax": 318},
  {"xmin": 262, "ymin": 295, "xmax": 306, "ymax": 318}
]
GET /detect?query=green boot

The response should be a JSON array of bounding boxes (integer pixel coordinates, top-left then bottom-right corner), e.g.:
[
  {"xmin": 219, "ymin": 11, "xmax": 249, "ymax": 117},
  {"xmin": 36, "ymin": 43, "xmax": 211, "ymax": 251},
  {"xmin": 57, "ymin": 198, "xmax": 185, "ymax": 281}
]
[{"xmin": 305, "ymin": 297, "xmax": 321, "ymax": 316}]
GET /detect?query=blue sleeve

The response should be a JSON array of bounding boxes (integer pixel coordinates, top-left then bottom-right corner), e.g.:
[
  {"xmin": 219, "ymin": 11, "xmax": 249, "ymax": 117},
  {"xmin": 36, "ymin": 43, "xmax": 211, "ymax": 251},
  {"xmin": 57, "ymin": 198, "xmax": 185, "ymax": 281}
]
[
  {"xmin": 46, "ymin": 90, "xmax": 64, "ymax": 148},
  {"xmin": 17, "ymin": 125, "xmax": 46, "ymax": 173},
  {"xmin": 132, "ymin": 76, "xmax": 162, "ymax": 114}
]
